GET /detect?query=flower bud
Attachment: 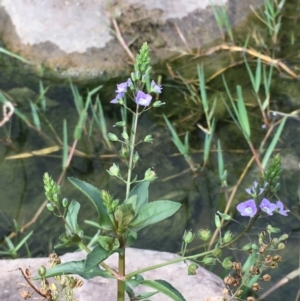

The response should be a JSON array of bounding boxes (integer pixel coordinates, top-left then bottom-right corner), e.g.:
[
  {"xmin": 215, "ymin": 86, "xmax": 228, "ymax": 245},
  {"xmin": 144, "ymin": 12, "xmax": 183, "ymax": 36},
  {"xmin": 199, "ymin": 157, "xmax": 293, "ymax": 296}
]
[
  {"xmin": 145, "ymin": 66, "xmax": 152, "ymax": 75},
  {"xmin": 119, "ymin": 145, "xmax": 129, "ymax": 158},
  {"xmin": 197, "ymin": 229, "xmax": 211, "ymax": 241},
  {"xmin": 217, "ymin": 211, "xmax": 232, "ymax": 221},
  {"xmin": 187, "ymin": 263, "xmax": 198, "ymax": 275},
  {"xmin": 144, "ymin": 168, "xmax": 157, "ymax": 181},
  {"xmin": 203, "ymin": 257, "xmax": 215, "ymax": 265},
  {"xmin": 121, "ymin": 131, "xmax": 129, "ymax": 140},
  {"xmin": 242, "ymin": 243, "xmax": 253, "ymax": 252},
  {"xmin": 279, "ymin": 233, "xmax": 289, "ymax": 241},
  {"xmin": 107, "ymin": 164, "xmax": 120, "ymax": 177},
  {"xmin": 133, "ymin": 152, "xmax": 139, "ymax": 164},
  {"xmin": 214, "ymin": 214, "xmax": 221, "ymax": 228},
  {"xmin": 183, "ymin": 230, "xmax": 195, "ymax": 244},
  {"xmin": 246, "ymin": 297, "xmax": 255, "ymax": 301},
  {"xmin": 38, "ymin": 265, "xmax": 47, "ymax": 277},
  {"xmin": 68, "ymin": 277, "xmax": 76, "ymax": 289},
  {"xmin": 278, "ymin": 242, "xmax": 285, "ymax": 250},
  {"xmin": 114, "ymin": 121, "xmax": 126, "ymax": 127},
  {"xmin": 213, "ymin": 248, "xmax": 222, "ymax": 257},
  {"xmin": 144, "ymin": 135, "xmax": 153, "ymax": 143},
  {"xmin": 50, "ymin": 283, "xmax": 57, "ymax": 291},
  {"xmin": 131, "ymin": 72, "xmax": 136, "ymax": 82},
  {"xmin": 223, "ymin": 231, "xmax": 234, "ymax": 243},
  {"xmin": 222, "ymin": 257, "xmax": 233, "ymax": 269},
  {"xmin": 62, "ymin": 198, "xmax": 68, "ymax": 208},
  {"xmin": 153, "ymin": 101, "xmax": 165, "ymax": 107},
  {"xmin": 262, "ymin": 274, "xmax": 271, "ymax": 281},
  {"xmin": 46, "ymin": 202, "xmax": 54, "ymax": 211},
  {"xmin": 108, "ymin": 133, "xmax": 118, "ymax": 142}
]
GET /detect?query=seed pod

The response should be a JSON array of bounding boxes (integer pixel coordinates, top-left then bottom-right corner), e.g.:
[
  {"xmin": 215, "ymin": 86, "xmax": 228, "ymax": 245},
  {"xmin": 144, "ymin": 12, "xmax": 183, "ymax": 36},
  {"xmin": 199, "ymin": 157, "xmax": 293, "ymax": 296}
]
[
  {"xmin": 252, "ymin": 283, "xmax": 260, "ymax": 291},
  {"xmin": 262, "ymin": 274, "xmax": 271, "ymax": 281}
]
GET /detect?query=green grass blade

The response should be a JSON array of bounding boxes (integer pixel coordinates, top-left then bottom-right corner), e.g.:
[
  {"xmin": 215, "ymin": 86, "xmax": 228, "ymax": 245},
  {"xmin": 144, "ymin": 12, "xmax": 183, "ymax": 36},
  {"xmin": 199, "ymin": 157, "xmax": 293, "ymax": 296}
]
[
  {"xmin": 95, "ymin": 95, "xmax": 111, "ymax": 148},
  {"xmin": 62, "ymin": 119, "xmax": 68, "ymax": 169},
  {"xmin": 203, "ymin": 118, "xmax": 215, "ymax": 163},
  {"xmin": 236, "ymin": 85, "xmax": 250, "ymax": 139},
  {"xmin": 243, "ymin": 54, "xmax": 255, "ymax": 92},
  {"xmin": 4, "ymin": 236, "xmax": 15, "ymax": 250},
  {"xmin": 30, "ymin": 102, "xmax": 41, "ymax": 130},
  {"xmin": 15, "ymin": 230, "xmax": 33, "ymax": 251},
  {"xmin": 254, "ymin": 57, "xmax": 261, "ymax": 93},
  {"xmin": 261, "ymin": 117, "xmax": 287, "ymax": 169},
  {"xmin": 217, "ymin": 139, "xmax": 224, "ymax": 180},
  {"xmin": 39, "ymin": 80, "xmax": 48, "ymax": 112},
  {"xmin": 70, "ymin": 81, "xmax": 83, "ymax": 115},
  {"xmin": 197, "ymin": 65, "xmax": 208, "ymax": 114},
  {"xmin": 163, "ymin": 115, "xmax": 186, "ymax": 155},
  {"xmin": 0, "ymin": 47, "xmax": 32, "ymax": 64}
]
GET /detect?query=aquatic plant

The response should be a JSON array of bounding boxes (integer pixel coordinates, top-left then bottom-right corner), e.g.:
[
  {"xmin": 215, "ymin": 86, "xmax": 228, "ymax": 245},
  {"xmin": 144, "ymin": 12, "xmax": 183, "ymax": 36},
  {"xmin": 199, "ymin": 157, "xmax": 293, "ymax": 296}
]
[{"xmin": 19, "ymin": 43, "xmax": 290, "ymax": 301}]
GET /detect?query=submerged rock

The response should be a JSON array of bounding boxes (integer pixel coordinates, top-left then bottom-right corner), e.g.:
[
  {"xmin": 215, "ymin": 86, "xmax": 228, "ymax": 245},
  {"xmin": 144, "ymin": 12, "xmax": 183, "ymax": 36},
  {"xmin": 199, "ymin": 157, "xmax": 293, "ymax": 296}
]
[{"xmin": 0, "ymin": 248, "xmax": 228, "ymax": 301}]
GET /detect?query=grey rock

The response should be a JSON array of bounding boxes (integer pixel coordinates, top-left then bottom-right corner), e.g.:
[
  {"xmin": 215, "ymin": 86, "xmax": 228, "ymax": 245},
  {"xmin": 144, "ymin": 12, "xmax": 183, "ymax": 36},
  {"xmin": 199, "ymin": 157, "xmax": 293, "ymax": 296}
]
[
  {"xmin": 0, "ymin": 0, "xmax": 263, "ymax": 82},
  {"xmin": 0, "ymin": 248, "xmax": 227, "ymax": 301}
]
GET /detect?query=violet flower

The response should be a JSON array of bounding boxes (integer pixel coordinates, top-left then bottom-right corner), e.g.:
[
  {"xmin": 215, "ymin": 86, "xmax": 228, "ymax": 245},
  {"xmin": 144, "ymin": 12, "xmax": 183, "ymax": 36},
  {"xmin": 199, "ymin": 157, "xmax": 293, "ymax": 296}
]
[
  {"xmin": 110, "ymin": 92, "xmax": 124, "ymax": 104},
  {"xmin": 115, "ymin": 78, "xmax": 132, "ymax": 93},
  {"xmin": 151, "ymin": 80, "xmax": 162, "ymax": 93},
  {"xmin": 135, "ymin": 91, "xmax": 152, "ymax": 106},
  {"xmin": 276, "ymin": 201, "xmax": 289, "ymax": 216},
  {"xmin": 236, "ymin": 199, "xmax": 257, "ymax": 218},
  {"xmin": 245, "ymin": 181, "xmax": 264, "ymax": 198},
  {"xmin": 259, "ymin": 198, "xmax": 277, "ymax": 215}
]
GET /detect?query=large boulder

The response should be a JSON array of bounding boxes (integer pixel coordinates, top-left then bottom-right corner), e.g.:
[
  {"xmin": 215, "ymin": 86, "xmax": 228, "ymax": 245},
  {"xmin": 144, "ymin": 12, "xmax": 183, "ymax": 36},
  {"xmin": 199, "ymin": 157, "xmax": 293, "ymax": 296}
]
[
  {"xmin": 0, "ymin": 0, "xmax": 263, "ymax": 82},
  {"xmin": 1, "ymin": 248, "xmax": 228, "ymax": 301}
]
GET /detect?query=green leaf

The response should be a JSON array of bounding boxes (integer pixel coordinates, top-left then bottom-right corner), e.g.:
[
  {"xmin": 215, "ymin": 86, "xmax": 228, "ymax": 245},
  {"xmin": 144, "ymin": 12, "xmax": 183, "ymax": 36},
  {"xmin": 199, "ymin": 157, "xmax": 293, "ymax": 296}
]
[
  {"xmin": 33, "ymin": 259, "xmax": 112, "ymax": 280},
  {"xmin": 85, "ymin": 244, "xmax": 110, "ymax": 270},
  {"xmin": 124, "ymin": 195, "xmax": 137, "ymax": 212},
  {"xmin": 135, "ymin": 291, "xmax": 158, "ymax": 300},
  {"xmin": 129, "ymin": 201, "xmax": 181, "ymax": 232},
  {"xmin": 126, "ymin": 274, "xmax": 144, "ymax": 287},
  {"xmin": 141, "ymin": 280, "xmax": 186, "ymax": 301},
  {"xmin": 65, "ymin": 200, "xmax": 82, "ymax": 237},
  {"xmin": 114, "ymin": 203, "xmax": 135, "ymax": 230},
  {"xmin": 128, "ymin": 181, "xmax": 150, "ymax": 212},
  {"xmin": 97, "ymin": 236, "xmax": 120, "ymax": 251},
  {"xmin": 55, "ymin": 233, "xmax": 82, "ymax": 249},
  {"xmin": 68, "ymin": 177, "xmax": 113, "ymax": 230}
]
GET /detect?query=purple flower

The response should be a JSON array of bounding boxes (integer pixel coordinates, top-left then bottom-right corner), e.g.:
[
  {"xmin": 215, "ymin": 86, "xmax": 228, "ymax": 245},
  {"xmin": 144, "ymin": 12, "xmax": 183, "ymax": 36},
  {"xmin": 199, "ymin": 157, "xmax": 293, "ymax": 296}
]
[
  {"xmin": 276, "ymin": 201, "xmax": 289, "ymax": 216},
  {"xmin": 110, "ymin": 92, "xmax": 124, "ymax": 104},
  {"xmin": 245, "ymin": 181, "xmax": 264, "ymax": 197},
  {"xmin": 237, "ymin": 199, "xmax": 257, "ymax": 218},
  {"xmin": 135, "ymin": 91, "xmax": 152, "ymax": 106},
  {"xmin": 259, "ymin": 198, "xmax": 277, "ymax": 215},
  {"xmin": 151, "ymin": 80, "xmax": 162, "ymax": 93},
  {"xmin": 115, "ymin": 78, "xmax": 132, "ymax": 93}
]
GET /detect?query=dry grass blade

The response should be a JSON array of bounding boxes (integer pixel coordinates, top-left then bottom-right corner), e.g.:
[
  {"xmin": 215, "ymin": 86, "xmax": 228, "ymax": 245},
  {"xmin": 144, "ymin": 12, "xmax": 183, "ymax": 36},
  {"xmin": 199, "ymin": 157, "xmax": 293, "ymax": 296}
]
[{"xmin": 194, "ymin": 44, "xmax": 299, "ymax": 78}]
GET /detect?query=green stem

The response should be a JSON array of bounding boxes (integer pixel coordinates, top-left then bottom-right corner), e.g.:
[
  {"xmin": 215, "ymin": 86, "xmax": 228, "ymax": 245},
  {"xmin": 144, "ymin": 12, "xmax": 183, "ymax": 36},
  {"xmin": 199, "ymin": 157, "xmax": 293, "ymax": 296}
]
[
  {"xmin": 125, "ymin": 213, "xmax": 259, "ymax": 279},
  {"xmin": 117, "ymin": 249, "xmax": 126, "ymax": 301},
  {"xmin": 125, "ymin": 106, "xmax": 139, "ymax": 200},
  {"xmin": 119, "ymin": 106, "xmax": 139, "ymax": 301}
]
